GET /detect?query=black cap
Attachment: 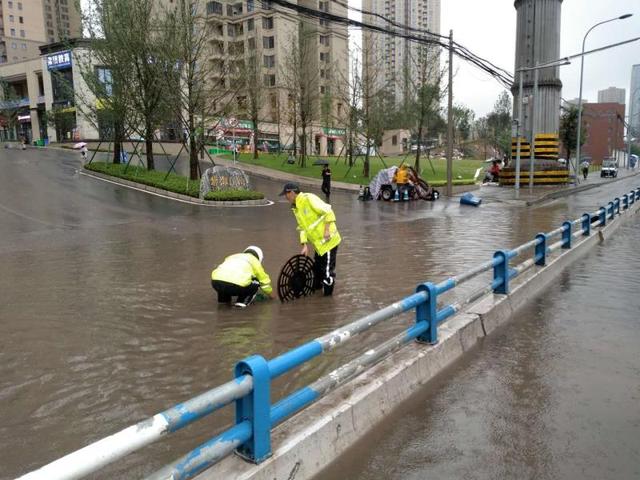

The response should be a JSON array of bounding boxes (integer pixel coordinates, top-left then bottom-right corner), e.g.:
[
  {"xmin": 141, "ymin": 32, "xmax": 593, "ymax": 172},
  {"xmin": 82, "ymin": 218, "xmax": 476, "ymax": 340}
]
[{"xmin": 279, "ymin": 182, "xmax": 300, "ymax": 196}]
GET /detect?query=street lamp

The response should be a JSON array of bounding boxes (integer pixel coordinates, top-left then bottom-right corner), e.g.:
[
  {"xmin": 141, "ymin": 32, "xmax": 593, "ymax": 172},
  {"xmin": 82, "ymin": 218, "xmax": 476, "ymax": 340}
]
[{"xmin": 575, "ymin": 14, "xmax": 633, "ymax": 182}]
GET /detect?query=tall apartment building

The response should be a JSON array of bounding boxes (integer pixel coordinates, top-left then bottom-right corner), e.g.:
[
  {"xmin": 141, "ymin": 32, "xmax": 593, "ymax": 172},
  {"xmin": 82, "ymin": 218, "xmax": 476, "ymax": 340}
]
[
  {"xmin": 597, "ymin": 86, "xmax": 625, "ymax": 105},
  {"xmin": 0, "ymin": 0, "xmax": 82, "ymax": 64},
  {"xmin": 363, "ymin": 0, "xmax": 441, "ymax": 108},
  {"xmin": 630, "ymin": 64, "xmax": 640, "ymax": 140},
  {"xmin": 203, "ymin": 0, "xmax": 349, "ymax": 155}
]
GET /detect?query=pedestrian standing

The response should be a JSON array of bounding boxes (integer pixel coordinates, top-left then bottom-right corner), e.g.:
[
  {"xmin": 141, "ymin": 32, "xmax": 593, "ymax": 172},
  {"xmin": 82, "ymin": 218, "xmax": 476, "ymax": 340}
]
[
  {"xmin": 581, "ymin": 159, "xmax": 589, "ymax": 180},
  {"xmin": 280, "ymin": 182, "xmax": 341, "ymax": 296},
  {"xmin": 321, "ymin": 164, "xmax": 331, "ymax": 199},
  {"xmin": 80, "ymin": 145, "xmax": 88, "ymax": 162}
]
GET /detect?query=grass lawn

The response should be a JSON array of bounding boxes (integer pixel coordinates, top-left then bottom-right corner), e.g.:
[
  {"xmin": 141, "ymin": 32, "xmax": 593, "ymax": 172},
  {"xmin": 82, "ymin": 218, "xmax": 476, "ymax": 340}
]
[{"xmin": 218, "ymin": 152, "xmax": 484, "ymax": 186}]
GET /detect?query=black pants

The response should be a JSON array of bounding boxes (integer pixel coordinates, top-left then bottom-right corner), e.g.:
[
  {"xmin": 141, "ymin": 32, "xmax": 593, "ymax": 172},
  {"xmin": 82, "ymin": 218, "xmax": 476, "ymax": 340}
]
[
  {"xmin": 313, "ymin": 246, "xmax": 338, "ymax": 295},
  {"xmin": 321, "ymin": 182, "xmax": 331, "ymax": 197},
  {"xmin": 211, "ymin": 280, "xmax": 259, "ymax": 304}
]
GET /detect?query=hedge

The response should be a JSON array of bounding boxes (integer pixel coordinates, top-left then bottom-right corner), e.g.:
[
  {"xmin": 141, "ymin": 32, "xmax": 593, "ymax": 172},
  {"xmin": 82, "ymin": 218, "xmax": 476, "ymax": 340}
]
[{"xmin": 205, "ymin": 190, "xmax": 265, "ymax": 201}]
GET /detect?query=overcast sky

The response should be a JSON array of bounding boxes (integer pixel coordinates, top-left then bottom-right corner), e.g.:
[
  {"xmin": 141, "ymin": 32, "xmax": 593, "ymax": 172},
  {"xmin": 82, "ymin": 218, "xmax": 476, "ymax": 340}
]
[{"xmin": 349, "ymin": 0, "xmax": 640, "ymax": 118}]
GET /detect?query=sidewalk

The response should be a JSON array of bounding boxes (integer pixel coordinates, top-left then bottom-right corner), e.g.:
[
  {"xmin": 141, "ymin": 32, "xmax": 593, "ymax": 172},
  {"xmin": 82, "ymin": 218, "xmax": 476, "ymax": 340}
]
[
  {"xmin": 209, "ymin": 155, "xmax": 479, "ymax": 196},
  {"xmin": 475, "ymin": 168, "xmax": 640, "ymax": 206}
]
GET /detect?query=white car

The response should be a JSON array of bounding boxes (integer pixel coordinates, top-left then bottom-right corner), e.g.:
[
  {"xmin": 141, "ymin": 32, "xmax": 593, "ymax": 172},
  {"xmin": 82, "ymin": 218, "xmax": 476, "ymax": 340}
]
[{"xmin": 600, "ymin": 159, "xmax": 618, "ymax": 178}]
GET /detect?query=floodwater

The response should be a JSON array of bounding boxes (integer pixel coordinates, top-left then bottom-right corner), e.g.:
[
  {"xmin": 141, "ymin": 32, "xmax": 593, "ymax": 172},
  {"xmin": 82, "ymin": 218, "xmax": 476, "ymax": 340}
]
[
  {"xmin": 0, "ymin": 147, "xmax": 637, "ymax": 479},
  {"xmin": 318, "ymin": 214, "xmax": 640, "ymax": 480}
]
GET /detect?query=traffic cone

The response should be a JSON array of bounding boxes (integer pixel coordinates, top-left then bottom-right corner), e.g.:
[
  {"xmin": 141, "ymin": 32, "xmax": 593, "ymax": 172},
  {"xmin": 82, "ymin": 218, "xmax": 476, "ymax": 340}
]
[
  {"xmin": 393, "ymin": 189, "xmax": 400, "ymax": 201},
  {"xmin": 403, "ymin": 189, "xmax": 409, "ymax": 201}
]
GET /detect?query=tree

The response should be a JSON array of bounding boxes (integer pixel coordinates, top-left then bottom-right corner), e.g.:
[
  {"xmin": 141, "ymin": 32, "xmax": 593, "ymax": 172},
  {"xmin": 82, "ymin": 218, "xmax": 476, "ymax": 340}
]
[
  {"xmin": 473, "ymin": 116, "xmax": 490, "ymax": 160},
  {"xmin": 486, "ymin": 91, "xmax": 512, "ymax": 157},
  {"xmin": 451, "ymin": 104, "xmax": 474, "ymax": 145},
  {"xmin": 162, "ymin": 0, "xmax": 232, "ymax": 179},
  {"xmin": 559, "ymin": 105, "xmax": 584, "ymax": 163},
  {"xmin": 405, "ymin": 45, "xmax": 445, "ymax": 172},
  {"xmin": 0, "ymin": 78, "xmax": 21, "ymax": 141},
  {"xmin": 281, "ymin": 21, "xmax": 320, "ymax": 167}
]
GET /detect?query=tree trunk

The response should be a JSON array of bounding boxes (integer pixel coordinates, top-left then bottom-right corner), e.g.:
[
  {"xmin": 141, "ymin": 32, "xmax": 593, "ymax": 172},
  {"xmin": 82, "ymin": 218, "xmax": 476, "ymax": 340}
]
[
  {"xmin": 113, "ymin": 119, "xmax": 123, "ymax": 164},
  {"xmin": 415, "ymin": 123, "xmax": 424, "ymax": 173},
  {"xmin": 252, "ymin": 120, "xmax": 259, "ymax": 160},
  {"xmin": 145, "ymin": 121, "xmax": 155, "ymax": 171},
  {"xmin": 188, "ymin": 113, "xmax": 199, "ymax": 180},
  {"xmin": 364, "ymin": 138, "xmax": 370, "ymax": 178}
]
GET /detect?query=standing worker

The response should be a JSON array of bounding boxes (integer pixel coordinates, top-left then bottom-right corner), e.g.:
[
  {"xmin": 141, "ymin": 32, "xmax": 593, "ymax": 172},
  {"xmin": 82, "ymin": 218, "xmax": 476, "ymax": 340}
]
[
  {"xmin": 321, "ymin": 164, "xmax": 331, "ymax": 199},
  {"xmin": 211, "ymin": 246, "xmax": 274, "ymax": 308},
  {"xmin": 280, "ymin": 182, "xmax": 341, "ymax": 296}
]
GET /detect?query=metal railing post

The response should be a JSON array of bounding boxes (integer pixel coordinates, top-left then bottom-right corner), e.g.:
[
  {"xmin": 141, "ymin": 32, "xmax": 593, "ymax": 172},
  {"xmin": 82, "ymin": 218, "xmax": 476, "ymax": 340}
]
[
  {"xmin": 607, "ymin": 201, "xmax": 614, "ymax": 220},
  {"xmin": 415, "ymin": 283, "xmax": 437, "ymax": 344},
  {"xmin": 581, "ymin": 213, "xmax": 591, "ymax": 236},
  {"xmin": 234, "ymin": 355, "xmax": 271, "ymax": 463},
  {"xmin": 614, "ymin": 198, "xmax": 620, "ymax": 215},
  {"xmin": 493, "ymin": 250, "xmax": 510, "ymax": 294},
  {"xmin": 599, "ymin": 206, "xmax": 607, "ymax": 226},
  {"xmin": 535, "ymin": 233, "xmax": 548, "ymax": 265},
  {"xmin": 630, "ymin": 190, "xmax": 635, "ymax": 205},
  {"xmin": 562, "ymin": 222, "xmax": 572, "ymax": 249},
  {"xmin": 623, "ymin": 194, "xmax": 629, "ymax": 210},
  {"xmin": 636, "ymin": 188, "xmax": 640, "ymax": 200}
]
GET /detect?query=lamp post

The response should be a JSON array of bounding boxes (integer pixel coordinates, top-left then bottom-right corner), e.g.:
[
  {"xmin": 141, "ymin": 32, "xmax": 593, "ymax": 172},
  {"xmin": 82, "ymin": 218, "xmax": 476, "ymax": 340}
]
[
  {"xmin": 575, "ymin": 14, "xmax": 632, "ymax": 182},
  {"xmin": 628, "ymin": 87, "xmax": 640, "ymax": 169}
]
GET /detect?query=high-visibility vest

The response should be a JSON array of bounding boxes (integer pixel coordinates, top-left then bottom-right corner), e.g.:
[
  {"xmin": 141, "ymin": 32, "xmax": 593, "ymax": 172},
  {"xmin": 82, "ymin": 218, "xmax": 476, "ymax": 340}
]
[
  {"xmin": 292, "ymin": 192, "xmax": 341, "ymax": 256},
  {"xmin": 211, "ymin": 253, "xmax": 272, "ymax": 295}
]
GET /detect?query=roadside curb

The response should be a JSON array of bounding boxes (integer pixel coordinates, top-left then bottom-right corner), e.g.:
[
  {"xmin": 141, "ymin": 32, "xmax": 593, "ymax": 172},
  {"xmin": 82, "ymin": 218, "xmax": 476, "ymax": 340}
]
[
  {"xmin": 79, "ymin": 169, "xmax": 274, "ymax": 207},
  {"xmin": 526, "ymin": 170, "xmax": 640, "ymax": 206}
]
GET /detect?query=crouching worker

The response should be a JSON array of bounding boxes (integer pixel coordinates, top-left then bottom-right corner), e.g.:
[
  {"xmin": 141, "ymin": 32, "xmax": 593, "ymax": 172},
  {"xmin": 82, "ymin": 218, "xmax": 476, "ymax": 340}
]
[{"xmin": 211, "ymin": 246, "xmax": 274, "ymax": 308}]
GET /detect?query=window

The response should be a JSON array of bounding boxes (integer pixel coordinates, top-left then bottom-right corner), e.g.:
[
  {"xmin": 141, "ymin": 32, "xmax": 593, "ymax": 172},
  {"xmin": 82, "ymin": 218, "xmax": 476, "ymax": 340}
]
[
  {"xmin": 263, "ymin": 55, "xmax": 275, "ymax": 68},
  {"xmin": 248, "ymin": 37, "xmax": 256, "ymax": 49},
  {"xmin": 319, "ymin": 35, "xmax": 329, "ymax": 46},
  {"xmin": 21, "ymin": 43, "xmax": 26, "ymax": 49},
  {"xmin": 96, "ymin": 67, "xmax": 113, "ymax": 95},
  {"xmin": 247, "ymin": 0, "xmax": 254, "ymax": 11},
  {"xmin": 11, "ymin": 42, "xmax": 17, "ymax": 49},
  {"xmin": 320, "ymin": 69, "xmax": 325, "ymax": 79},
  {"xmin": 10, "ymin": 28, "xmax": 15, "ymax": 36},
  {"xmin": 392, "ymin": 135, "xmax": 398, "ymax": 146},
  {"xmin": 18, "ymin": 2, "xmax": 22, "ymax": 10},
  {"xmin": 263, "ymin": 73, "xmax": 275, "ymax": 86},
  {"xmin": 227, "ymin": 24, "xmax": 236, "ymax": 36},
  {"xmin": 319, "ymin": 52, "xmax": 329, "ymax": 62},
  {"xmin": 319, "ymin": 1, "xmax": 328, "ymax": 12},
  {"xmin": 320, "ymin": 85, "xmax": 326, "ymax": 94},
  {"xmin": 247, "ymin": 18, "xmax": 254, "ymax": 31},
  {"xmin": 19, "ymin": 16, "xmax": 23, "ymax": 23},
  {"xmin": 262, "ymin": 17, "xmax": 273, "ymax": 29},
  {"xmin": 319, "ymin": 18, "xmax": 329, "ymax": 27},
  {"xmin": 262, "ymin": 0, "xmax": 272, "ymax": 10},
  {"xmin": 8, "ymin": 1, "xmax": 13, "ymax": 7},
  {"xmin": 9, "ymin": 15, "xmax": 14, "ymax": 22},
  {"xmin": 262, "ymin": 36, "xmax": 274, "ymax": 49},
  {"xmin": 20, "ymin": 30, "xmax": 24, "ymax": 37},
  {"xmin": 206, "ymin": 1, "xmax": 222, "ymax": 15},
  {"xmin": 236, "ymin": 95, "xmax": 246, "ymax": 109}
]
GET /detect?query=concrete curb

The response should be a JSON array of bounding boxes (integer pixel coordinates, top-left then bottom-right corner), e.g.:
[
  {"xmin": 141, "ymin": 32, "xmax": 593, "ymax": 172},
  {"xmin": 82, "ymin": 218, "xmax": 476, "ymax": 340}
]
[
  {"xmin": 195, "ymin": 199, "xmax": 639, "ymax": 480},
  {"xmin": 79, "ymin": 169, "xmax": 274, "ymax": 207}
]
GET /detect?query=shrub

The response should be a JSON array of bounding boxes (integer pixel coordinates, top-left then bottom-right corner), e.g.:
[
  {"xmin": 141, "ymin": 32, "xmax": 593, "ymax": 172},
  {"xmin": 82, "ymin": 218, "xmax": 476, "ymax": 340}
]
[
  {"xmin": 85, "ymin": 162, "xmax": 263, "ymax": 200},
  {"xmin": 205, "ymin": 190, "xmax": 264, "ymax": 201}
]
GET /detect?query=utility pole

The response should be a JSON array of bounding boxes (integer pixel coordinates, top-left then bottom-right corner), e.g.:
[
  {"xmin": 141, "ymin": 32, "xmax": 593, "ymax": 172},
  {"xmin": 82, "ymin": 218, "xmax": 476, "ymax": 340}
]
[{"xmin": 446, "ymin": 30, "xmax": 453, "ymax": 197}]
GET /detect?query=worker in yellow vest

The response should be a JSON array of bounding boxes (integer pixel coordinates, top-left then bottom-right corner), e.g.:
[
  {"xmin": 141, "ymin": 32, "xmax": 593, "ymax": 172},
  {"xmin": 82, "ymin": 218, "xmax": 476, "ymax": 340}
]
[
  {"xmin": 211, "ymin": 246, "xmax": 274, "ymax": 308},
  {"xmin": 279, "ymin": 182, "xmax": 341, "ymax": 296}
]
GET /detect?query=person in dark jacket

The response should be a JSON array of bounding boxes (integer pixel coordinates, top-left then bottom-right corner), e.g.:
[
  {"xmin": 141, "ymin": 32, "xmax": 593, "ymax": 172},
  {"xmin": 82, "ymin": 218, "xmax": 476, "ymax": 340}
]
[{"xmin": 321, "ymin": 164, "xmax": 331, "ymax": 199}]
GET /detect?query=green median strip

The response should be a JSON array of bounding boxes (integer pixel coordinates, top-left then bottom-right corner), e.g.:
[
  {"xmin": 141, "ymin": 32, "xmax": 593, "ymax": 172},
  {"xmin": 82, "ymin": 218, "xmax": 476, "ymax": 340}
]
[{"xmin": 84, "ymin": 163, "xmax": 264, "ymax": 201}]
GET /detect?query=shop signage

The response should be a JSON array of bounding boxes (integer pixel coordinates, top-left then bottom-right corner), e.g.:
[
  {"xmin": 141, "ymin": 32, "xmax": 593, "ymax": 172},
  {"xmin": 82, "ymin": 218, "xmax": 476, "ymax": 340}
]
[
  {"xmin": 323, "ymin": 127, "xmax": 346, "ymax": 136},
  {"xmin": 47, "ymin": 50, "xmax": 72, "ymax": 71}
]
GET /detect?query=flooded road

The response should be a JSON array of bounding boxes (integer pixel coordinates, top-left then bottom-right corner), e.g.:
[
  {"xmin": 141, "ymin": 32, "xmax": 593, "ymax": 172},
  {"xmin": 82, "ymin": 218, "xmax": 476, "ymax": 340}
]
[
  {"xmin": 318, "ymin": 214, "xmax": 640, "ymax": 480},
  {"xmin": 0, "ymin": 148, "xmax": 637, "ymax": 479}
]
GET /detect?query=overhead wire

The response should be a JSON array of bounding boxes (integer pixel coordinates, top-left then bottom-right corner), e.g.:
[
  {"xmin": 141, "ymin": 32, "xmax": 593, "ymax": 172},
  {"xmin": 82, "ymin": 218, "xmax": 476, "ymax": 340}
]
[{"xmin": 265, "ymin": 0, "xmax": 514, "ymax": 88}]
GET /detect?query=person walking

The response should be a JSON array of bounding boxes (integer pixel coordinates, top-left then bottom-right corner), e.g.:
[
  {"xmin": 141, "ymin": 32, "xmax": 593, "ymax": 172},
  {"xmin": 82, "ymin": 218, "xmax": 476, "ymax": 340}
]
[
  {"xmin": 581, "ymin": 159, "xmax": 589, "ymax": 180},
  {"xmin": 80, "ymin": 145, "xmax": 88, "ymax": 162},
  {"xmin": 280, "ymin": 182, "xmax": 341, "ymax": 296},
  {"xmin": 211, "ymin": 246, "xmax": 274, "ymax": 308},
  {"xmin": 321, "ymin": 164, "xmax": 331, "ymax": 199}
]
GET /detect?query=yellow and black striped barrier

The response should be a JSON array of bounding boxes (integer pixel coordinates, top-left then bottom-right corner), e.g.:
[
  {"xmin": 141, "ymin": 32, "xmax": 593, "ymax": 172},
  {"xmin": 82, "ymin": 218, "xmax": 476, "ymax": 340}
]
[
  {"xmin": 511, "ymin": 137, "xmax": 530, "ymax": 159},
  {"xmin": 533, "ymin": 133, "xmax": 559, "ymax": 160},
  {"xmin": 499, "ymin": 167, "xmax": 570, "ymax": 186}
]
